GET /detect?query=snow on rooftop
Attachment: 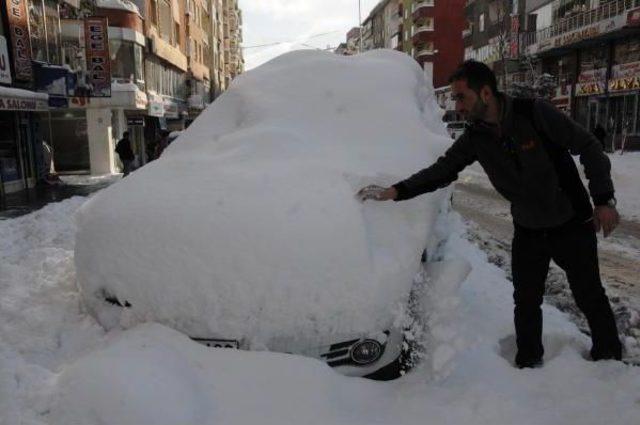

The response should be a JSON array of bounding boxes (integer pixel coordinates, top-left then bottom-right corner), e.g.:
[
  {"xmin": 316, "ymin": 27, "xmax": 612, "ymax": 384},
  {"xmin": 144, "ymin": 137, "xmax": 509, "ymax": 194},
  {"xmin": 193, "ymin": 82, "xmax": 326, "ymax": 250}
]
[{"xmin": 74, "ymin": 50, "xmax": 453, "ymax": 346}]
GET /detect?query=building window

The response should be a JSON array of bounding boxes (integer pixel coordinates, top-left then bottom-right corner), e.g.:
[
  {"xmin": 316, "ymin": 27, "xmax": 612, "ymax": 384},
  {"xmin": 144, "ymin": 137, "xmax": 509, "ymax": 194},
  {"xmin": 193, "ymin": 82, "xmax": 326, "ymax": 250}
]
[
  {"xmin": 44, "ymin": 0, "xmax": 62, "ymax": 65},
  {"xmin": 150, "ymin": 0, "xmax": 158, "ymax": 25},
  {"xmin": 158, "ymin": 0, "xmax": 173, "ymax": 43},
  {"xmin": 479, "ymin": 13, "xmax": 485, "ymax": 32},
  {"xmin": 110, "ymin": 40, "xmax": 144, "ymax": 87}
]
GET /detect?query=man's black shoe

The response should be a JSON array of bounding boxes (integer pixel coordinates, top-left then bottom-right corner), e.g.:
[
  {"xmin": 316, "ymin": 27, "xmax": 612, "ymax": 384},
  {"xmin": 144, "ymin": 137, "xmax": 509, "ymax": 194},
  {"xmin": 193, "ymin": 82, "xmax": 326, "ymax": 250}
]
[
  {"xmin": 516, "ymin": 358, "xmax": 544, "ymax": 369},
  {"xmin": 590, "ymin": 349, "xmax": 622, "ymax": 362}
]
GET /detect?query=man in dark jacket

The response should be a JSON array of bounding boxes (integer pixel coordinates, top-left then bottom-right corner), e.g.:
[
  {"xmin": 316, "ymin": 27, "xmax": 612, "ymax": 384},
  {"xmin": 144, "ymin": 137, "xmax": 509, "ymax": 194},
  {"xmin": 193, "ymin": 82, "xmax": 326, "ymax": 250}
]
[
  {"xmin": 358, "ymin": 60, "xmax": 622, "ymax": 368},
  {"xmin": 115, "ymin": 131, "xmax": 135, "ymax": 177}
]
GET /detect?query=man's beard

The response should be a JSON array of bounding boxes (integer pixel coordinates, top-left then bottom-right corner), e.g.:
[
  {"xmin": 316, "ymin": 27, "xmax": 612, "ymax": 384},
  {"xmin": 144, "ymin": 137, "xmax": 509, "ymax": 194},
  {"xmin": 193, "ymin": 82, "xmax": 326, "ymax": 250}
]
[{"xmin": 467, "ymin": 98, "xmax": 488, "ymax": 121}]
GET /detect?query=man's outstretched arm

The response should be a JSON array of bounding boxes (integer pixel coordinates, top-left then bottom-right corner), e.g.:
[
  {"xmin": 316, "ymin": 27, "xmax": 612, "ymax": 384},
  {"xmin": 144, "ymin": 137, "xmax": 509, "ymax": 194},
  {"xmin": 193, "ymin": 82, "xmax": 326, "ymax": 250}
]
[{"xmin": 357, "ymin": 135, "xmax": 477, "ymax": 202}]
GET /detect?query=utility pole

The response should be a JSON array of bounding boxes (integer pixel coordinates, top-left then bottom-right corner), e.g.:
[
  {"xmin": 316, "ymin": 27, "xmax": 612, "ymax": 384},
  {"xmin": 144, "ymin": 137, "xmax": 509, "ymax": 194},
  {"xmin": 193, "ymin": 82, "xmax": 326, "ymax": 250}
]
[{"xmin": 359, "ymin": 0, "xmax": 363, "ymax": 53}]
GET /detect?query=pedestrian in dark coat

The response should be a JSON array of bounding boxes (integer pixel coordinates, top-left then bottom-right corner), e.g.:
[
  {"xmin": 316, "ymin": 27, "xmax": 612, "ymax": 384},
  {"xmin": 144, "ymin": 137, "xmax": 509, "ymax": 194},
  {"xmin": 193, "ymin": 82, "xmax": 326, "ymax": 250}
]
[
  {"xmin": 358, "ymin": 60, "xmax": 622, "ymax": 369},
  {"xmin": 115, "ymin": 131, "xmax": 135, "ymax": 177}
]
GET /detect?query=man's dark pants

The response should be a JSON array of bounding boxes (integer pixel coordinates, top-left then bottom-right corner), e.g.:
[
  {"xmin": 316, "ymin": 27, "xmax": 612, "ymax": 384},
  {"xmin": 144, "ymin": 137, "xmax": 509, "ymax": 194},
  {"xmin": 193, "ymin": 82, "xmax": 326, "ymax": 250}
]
[{"xmin": 511, "ymin": 219, "xmax": 622, "ymax": 366}]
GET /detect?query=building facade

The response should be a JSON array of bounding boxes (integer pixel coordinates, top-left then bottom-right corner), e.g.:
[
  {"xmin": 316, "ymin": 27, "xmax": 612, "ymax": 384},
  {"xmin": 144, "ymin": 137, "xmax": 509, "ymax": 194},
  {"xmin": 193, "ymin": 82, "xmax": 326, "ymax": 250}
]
[
  {"xmin": 463, "ymin": 0, "xmax": 640, "ymax": 149},
  {"xmin": 339, "ymin": 0, "xmax": 466, "ymax": 89},
  {"xmin": 0, "ymin": 0, "xmax": 244, "ymax": 196}
]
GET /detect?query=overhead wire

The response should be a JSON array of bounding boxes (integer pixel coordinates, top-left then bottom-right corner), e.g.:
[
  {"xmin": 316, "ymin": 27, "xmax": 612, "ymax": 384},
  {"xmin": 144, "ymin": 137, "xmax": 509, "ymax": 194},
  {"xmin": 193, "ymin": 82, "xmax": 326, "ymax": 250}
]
[{"xmin": 242, "ymin": 30, "xmax": 342, "ymax": 50}]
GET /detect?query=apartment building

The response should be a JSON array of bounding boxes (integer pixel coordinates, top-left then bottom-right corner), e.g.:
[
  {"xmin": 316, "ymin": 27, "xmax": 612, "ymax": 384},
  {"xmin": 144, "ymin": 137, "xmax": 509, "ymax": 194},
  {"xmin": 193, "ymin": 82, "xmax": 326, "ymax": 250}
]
[
  {"xmin": 339, "ymin": 0, "xmax": 465, "ymax": 89},
  {"xmin": 185, "ymin": 0, "xmax": 211, "ymax": 120},
  {"xmin": 209, "ymin": 0, "xmax": 226, "ymax": 96},
  {"xmin": 0, "ymin": 0, "xmax": 244, "ymax": 191},
  {"xmin": 223, "ymin": 0, "xmax": 243, "ymax": 86},
  {"xmin": 402, "ymin": 0, "xmax": 466, "ymax": 88}
]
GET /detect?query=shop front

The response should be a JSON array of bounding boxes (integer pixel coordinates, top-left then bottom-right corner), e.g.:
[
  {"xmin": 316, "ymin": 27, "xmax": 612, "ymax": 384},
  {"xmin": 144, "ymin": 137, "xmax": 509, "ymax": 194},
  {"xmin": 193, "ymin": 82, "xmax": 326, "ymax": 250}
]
[{"xmin": 0, "ymin": 90, "xmax": 49, "ymax": 195}]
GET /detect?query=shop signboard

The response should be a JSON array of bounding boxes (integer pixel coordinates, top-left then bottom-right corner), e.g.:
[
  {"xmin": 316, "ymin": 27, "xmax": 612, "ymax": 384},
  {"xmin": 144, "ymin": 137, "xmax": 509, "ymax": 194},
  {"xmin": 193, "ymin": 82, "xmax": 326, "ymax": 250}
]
[
  {"xmin": 575, "ymin": 68, "xmax": 607, "ymax": 96},
  {"xmin": 34, "ymin": 62, "xmax": 70, "ymax": 108},
  {"xmin": 127, "ymin": 117, "xmax": 144, "ymax": 126},
  {"xmin": 551, "ymin": 84, "xmax": 573, "ymax": 113},
  {"xmin": 627, "ymin": 7, "xmax": 640, "ymax": 27},
  {"xmin": 609, "ymin": 61, "xmax": 640, "ymax": 93},
  {"xmin": 510, "ymin": 15, "xmax": 520, "ymax": 59},
  {"xmin": 164, "ymin": 99, "xmax": 179, "ymax": 119},
  {"xmin": 0, "ymin": 96, "xmax": 48, "ymax": 111},
  {"xmin": 0, "ymin": 36, "xmax": 12, "ymax": 84},
  {"xmin": 84, "ymin": 16, "xmax": 111, "ymax": 97},
  {"xmin": 148, "ymin": 101, "xmax": 164, "ymax": 117},
  {"xmin": 527, "ymin": 14, "xmax": 625, "ymax": 55},
  {"xmin": 4, "ymin": 0, "xmax": 33, "ymax": 81}
]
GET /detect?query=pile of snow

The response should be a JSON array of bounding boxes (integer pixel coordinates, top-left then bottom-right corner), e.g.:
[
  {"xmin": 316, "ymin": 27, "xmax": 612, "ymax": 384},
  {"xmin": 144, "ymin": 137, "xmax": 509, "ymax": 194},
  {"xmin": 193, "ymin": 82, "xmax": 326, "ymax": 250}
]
[
  {"xmin": 2, "ymin": 180, "xmax": 640, "ymax": 425},
  {"xmin": 609, "ymin": 151, "xmax": 640, "ymax": 221},
  {"xmin": 75, "ymin": 50, "xmax": 453, "ymax": 346}
]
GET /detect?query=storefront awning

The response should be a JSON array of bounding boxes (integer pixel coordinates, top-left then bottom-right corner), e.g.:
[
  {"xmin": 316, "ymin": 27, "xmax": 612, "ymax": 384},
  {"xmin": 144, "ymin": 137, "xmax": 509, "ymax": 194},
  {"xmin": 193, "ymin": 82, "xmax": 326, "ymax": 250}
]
[{"xmin": 0, "ymin": 87, "xmax": 48, "ymax": 111}]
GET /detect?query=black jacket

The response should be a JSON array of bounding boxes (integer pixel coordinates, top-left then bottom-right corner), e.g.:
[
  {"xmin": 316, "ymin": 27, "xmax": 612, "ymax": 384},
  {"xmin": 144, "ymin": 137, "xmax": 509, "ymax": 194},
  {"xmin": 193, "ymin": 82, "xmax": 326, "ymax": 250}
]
[
  {"xmin": 393, "ymin": 95, "xmax": 614, "ymax": 230},
  {"xmin": 116, "ymin": 138, "xmax": 135, "ymax": 161}
]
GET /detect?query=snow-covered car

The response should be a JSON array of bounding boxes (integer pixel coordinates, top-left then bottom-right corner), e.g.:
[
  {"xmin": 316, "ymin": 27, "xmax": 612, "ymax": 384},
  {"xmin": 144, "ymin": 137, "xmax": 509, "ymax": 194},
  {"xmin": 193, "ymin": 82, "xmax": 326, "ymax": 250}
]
[{"xmin": 75, "ymin": 50, "xmax": 458, "ymax": 380}]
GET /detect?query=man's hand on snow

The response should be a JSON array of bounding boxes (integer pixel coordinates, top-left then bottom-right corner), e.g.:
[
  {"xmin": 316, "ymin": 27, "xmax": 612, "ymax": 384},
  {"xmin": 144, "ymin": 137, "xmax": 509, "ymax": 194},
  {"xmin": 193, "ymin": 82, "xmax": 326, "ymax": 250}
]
[
  {"xmin": 593, "ymin": 206, "xmax": 620, "ymax": 238},
  {"xmin": 356, "ymin": 185, "xmax": 397, "ymax": 202}
]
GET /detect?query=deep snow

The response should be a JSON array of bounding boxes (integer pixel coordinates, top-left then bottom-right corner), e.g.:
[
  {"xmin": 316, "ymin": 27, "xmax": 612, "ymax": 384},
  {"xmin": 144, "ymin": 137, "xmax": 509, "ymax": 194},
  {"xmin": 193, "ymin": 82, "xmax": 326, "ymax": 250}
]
[{"xmin": 1, "ymin": 197, "xmax": 639, "ymax": 425}]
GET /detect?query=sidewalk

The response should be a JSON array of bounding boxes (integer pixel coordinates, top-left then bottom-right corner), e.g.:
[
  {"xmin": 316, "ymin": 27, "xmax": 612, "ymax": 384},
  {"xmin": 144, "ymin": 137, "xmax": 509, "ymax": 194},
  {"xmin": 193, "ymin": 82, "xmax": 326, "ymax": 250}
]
[{"xmin": 0, "ymin": 174, "xmax": 120, "ymax": 220}]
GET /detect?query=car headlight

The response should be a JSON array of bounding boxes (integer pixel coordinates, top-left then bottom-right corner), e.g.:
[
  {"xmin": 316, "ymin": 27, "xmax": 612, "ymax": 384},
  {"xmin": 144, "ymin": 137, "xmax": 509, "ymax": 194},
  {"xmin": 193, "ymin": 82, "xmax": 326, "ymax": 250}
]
[{"xmin": 350, "ymin": 339, "xmax": 383, "ymax": 365}]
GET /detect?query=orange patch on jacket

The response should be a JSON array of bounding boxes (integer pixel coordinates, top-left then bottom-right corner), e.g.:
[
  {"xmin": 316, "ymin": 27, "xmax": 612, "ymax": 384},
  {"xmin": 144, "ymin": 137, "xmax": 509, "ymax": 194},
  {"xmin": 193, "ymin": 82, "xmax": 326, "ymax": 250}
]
[{"xmin": 521, "ymin": 140, "xmax": 536, "ymax": 151}]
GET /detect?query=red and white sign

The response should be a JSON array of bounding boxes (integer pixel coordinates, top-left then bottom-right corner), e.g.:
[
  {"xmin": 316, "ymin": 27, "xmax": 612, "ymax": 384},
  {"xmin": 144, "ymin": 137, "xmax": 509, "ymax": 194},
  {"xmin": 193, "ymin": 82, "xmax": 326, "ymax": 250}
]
[
  {"xmin": 4, "ymin": 0, "xmax": 32, "ymax": 81},
  {"xmin": 0, "ymin": 36, "xmax": 11, "ymax": 84},
  {"xmin": 575, "ymin": 68, "xmax": 607, "ymax": 96},
  {"xmin": 609, "ymin": 61, "xmax": 640, "ymax": 92},
  {"xmin": 84, "ymin": 16, "xmax": 111, "ymax": 98}
]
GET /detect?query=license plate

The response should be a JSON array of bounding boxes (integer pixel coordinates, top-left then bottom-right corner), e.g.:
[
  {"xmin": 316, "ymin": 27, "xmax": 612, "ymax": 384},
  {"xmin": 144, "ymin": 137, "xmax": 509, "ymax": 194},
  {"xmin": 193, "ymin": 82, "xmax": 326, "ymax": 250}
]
[{"xmin": 192, "ymin": 338, "xmax": 240, "ymax": 349}]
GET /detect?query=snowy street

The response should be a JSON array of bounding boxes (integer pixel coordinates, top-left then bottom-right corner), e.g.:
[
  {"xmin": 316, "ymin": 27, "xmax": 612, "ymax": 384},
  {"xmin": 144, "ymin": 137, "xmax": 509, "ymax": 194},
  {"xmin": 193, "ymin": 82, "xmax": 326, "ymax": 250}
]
[{"xmin": 454, "ymin": 164, "xmax": 640, "ymax": 359}]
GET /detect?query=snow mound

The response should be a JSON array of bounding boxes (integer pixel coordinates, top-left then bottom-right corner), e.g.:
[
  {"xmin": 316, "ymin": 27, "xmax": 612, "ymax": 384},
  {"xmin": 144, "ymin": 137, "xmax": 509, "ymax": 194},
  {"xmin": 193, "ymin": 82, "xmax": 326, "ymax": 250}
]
[{"xmin": 75, "ymin": 50, "xmax": 452, "ymax": 346}]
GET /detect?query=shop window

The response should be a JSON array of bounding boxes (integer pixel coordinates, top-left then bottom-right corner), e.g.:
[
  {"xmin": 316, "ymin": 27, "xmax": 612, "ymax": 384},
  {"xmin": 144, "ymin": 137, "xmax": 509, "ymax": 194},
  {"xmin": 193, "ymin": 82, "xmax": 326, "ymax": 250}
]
[
  {"xmin": 614, "ymin": 38, "xmax": 640, "ymax": 65},
  {"xmin": 42, "ymin": 110, "xmax": 90, "ymax": 172},
  {"xmin": 110, "ymin": 41, "xmax": 145, "ymax": 87},
  {"xmin": 0, "ymin": 113, "xmax": 20, "ymax": 183}
]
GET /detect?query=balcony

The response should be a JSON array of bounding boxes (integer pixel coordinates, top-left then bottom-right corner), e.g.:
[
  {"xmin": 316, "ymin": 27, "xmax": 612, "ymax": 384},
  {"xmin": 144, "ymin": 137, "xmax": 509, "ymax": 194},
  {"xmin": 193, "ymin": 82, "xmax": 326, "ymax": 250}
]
[
  {"xmin": 415, "ymin": 43, "xmax": 436, "ymax": 59},
  {"xmin": 412, "ymin": 0, "xmax": 434, "ymax": 22},
  {"xmin": 521, "ymin": 0, "xmax": 640, "ymax": 54},
  {"xmin": 412, "ymin": 26, "xmax": 435, "ymax": 45}
]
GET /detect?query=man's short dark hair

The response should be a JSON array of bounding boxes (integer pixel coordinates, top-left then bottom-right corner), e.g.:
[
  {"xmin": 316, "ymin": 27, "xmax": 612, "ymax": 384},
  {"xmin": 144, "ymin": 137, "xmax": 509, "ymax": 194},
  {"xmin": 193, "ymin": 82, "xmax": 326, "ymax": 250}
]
[
  {"xmin": 449, "ymin": 60, "xmax": 498, "ymax": 95},
  {"xmin": 123, "ymin": 131, "xmax": 130, "ymax": 138}
]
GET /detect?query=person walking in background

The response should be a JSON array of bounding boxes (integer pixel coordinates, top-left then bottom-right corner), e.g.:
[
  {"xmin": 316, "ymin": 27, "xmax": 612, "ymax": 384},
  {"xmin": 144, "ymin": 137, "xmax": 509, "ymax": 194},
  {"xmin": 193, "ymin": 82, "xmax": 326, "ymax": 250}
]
[
  {"xmin": 358, "ymin": 60, "xmax": 622, "ymax": 369},
  {"xmin": 154, "ymin": 130, "xmax": 170, "ymax": 159},
  {"xmin": 115, "ymin": 131, "xmax": 135, "ymax": 177}
]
